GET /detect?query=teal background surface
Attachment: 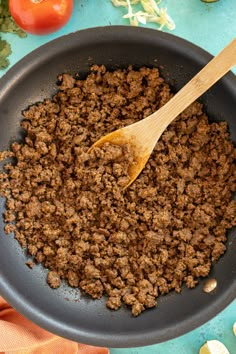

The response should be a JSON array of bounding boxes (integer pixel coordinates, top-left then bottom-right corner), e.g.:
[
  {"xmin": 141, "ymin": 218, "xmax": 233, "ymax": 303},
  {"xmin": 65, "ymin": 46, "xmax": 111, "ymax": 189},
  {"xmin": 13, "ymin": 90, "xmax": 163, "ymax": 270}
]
[{"xmin": 0, "ymin": 1, "xmax": 236, "ymax": 353}]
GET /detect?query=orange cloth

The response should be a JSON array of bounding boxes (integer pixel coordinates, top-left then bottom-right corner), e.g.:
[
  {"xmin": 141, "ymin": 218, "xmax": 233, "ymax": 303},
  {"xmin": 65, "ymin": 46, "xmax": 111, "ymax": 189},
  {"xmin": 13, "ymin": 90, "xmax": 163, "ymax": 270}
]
[{"xmin": 0, "ymin": 296, "xmax": 109, "ymax": 354}]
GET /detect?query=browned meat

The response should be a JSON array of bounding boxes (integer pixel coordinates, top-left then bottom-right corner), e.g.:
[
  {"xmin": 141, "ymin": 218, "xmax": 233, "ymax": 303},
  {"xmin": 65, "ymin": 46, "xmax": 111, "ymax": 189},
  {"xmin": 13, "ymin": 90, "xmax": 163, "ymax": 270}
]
[{"xmin": 0, "ymin": 65, "xmax": 235, "ymax": 316}]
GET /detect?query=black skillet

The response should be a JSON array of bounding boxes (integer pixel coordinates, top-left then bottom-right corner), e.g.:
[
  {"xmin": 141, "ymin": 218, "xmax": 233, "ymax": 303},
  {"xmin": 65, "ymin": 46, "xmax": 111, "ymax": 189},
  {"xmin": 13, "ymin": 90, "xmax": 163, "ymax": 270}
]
[{"xmin": 0, "ymin": 27, "xmax": 235, "ymax": 348}]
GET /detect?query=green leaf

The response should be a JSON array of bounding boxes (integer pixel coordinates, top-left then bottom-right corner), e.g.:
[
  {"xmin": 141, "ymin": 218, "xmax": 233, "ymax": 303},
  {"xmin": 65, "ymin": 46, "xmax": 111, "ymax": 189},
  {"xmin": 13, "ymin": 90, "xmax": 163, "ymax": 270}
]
[
  {"xmin": 0, "ymin": 0, "xmax": 27, "ymax": 69},
  {"xmin": 0, "ymin": 37, "xmax": 11, "ymax": 69}
]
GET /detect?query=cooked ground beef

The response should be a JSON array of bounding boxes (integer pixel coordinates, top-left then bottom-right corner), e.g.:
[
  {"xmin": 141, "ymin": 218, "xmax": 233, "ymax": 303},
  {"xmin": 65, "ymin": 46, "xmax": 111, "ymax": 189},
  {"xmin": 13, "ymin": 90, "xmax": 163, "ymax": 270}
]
[{"xmin": 0, "ymin": 65, "xmax": 235, "ymax": 316}]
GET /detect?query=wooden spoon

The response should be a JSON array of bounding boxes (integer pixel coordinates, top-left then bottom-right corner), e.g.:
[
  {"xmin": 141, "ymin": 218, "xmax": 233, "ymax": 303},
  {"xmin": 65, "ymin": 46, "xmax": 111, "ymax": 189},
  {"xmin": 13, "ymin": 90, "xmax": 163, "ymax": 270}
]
[{"xmin": 90, "ymin": 38, "xmax": 236, "ymax": 188}]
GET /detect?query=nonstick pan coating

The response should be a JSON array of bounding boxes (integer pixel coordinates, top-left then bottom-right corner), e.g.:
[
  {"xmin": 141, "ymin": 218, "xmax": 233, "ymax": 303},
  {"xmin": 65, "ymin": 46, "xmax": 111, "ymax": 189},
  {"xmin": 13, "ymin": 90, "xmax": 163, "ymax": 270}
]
[{"xmin": 0, "ymin": 27, "xmax": 235, "ymax": 348}]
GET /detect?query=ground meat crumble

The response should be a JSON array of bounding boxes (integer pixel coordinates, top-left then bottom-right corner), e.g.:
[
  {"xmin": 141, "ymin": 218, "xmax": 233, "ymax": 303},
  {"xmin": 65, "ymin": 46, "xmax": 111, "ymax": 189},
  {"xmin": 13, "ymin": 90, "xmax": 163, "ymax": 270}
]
[{"xmin": 0, "ymin": 65, "xmax": 235, "ymax": 316}]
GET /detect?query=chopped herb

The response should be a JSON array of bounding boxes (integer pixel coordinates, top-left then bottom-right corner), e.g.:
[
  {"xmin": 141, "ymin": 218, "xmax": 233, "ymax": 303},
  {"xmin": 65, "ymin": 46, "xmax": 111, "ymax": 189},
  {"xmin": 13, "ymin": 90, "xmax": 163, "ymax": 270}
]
[
  {"xmin": 0, "ymin": 0, "xmax": 26, "ymax": 36},
  {"xmin": 0, "ymin": 0, "xmax": 26, "ymax": 70},
  {"xmin": 0, "ymin": 37, "xmax": 11, "ymax": 68}
]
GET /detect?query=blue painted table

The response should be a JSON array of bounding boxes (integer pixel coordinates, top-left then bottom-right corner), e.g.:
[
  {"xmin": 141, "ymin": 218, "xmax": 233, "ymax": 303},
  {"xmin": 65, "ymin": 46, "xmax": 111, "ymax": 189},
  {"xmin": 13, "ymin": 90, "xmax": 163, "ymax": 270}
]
[{"xmin": 0, "ymin": 1, "xmax": 235, "ymax": 353}]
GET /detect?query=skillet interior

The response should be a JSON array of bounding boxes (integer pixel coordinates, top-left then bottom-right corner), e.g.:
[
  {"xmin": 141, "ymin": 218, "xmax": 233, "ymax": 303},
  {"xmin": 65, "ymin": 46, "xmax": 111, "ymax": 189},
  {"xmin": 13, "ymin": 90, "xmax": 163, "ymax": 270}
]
[{"xmin": 0, "ymin": 26, "xmax": 235, "ymax": 348}]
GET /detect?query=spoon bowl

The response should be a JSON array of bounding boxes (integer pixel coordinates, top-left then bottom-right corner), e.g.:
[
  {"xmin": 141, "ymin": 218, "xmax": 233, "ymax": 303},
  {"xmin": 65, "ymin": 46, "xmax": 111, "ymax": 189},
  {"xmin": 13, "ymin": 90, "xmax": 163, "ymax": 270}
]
[{"xmin": 90, "ymin": 123, "xmax": 155, "ymax": 188}]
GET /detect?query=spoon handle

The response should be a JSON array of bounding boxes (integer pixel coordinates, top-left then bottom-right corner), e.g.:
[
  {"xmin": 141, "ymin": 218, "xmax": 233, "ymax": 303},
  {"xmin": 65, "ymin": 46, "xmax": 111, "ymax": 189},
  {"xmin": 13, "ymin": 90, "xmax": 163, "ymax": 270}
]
[{"xmin": 149, "ymin": 38, "xmax": 236, "ymax": 134}]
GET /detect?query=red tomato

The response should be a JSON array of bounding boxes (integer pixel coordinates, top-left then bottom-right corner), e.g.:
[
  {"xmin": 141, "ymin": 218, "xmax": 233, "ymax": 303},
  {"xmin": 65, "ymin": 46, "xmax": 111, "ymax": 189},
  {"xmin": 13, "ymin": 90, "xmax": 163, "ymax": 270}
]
[{"xmin": 9, "ymin": 0, "xmax": 73, "ymax": 35}]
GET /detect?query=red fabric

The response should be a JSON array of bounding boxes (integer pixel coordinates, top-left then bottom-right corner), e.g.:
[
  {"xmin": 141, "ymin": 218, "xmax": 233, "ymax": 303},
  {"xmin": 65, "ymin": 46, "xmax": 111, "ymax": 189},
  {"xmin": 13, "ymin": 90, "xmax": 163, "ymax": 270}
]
[{"xmin": 0, "ymin": 296, "xmax": 109, "ymax": 354}]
